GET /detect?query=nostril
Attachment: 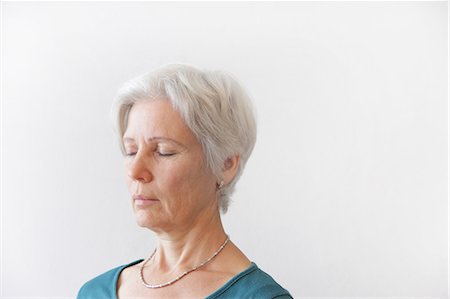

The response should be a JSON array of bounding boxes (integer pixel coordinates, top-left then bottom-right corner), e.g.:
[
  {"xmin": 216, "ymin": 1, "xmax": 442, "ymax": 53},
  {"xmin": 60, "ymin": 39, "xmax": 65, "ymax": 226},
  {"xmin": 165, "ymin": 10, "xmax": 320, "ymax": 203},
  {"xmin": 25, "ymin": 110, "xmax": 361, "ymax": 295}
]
[{"xmin": 127, "ymin": 164, "xmax": 153, "ymax": 183}]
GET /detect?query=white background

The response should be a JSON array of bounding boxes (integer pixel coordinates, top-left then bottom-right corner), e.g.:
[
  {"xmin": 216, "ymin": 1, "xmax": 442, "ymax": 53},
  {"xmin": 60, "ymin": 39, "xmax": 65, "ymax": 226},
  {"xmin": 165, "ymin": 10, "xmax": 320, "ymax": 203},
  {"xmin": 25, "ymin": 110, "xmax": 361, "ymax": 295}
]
[{"xmin": 1, "ymin": 1, "xmax": 448, "ymax": 298}]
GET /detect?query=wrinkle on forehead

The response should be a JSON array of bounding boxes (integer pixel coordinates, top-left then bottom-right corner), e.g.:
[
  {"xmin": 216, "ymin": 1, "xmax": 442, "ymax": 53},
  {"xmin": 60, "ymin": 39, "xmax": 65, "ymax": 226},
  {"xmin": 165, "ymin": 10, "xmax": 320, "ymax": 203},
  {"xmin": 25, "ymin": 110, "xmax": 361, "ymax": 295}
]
[{"xmin": 123, "ymin": 100, "xmax": 197, "ymax": 149}]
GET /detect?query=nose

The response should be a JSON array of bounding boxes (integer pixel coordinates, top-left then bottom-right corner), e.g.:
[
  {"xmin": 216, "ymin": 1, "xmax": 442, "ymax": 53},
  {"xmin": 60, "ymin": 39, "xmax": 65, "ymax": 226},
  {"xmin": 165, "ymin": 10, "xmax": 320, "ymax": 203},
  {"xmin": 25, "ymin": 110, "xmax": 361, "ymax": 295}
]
[{"xmin": 127, "ymin": 152, "xmax": 153, "ymax": 183}]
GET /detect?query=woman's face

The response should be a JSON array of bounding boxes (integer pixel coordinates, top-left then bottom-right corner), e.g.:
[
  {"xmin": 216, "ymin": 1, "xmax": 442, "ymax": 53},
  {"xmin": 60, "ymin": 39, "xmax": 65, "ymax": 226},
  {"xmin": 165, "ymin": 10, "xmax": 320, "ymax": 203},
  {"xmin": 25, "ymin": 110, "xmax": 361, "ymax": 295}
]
[{"xmin": 122, "ymin": 99, "xmax": 218, "ymax": 234}]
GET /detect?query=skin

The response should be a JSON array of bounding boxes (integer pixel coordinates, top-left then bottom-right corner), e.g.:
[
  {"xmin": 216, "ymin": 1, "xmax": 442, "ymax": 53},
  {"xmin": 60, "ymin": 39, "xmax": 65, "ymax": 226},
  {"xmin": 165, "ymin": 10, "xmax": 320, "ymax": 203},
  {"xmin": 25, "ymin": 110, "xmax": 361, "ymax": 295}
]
[{"xmin": 117, "ymin": 99, "xmax": 252, "ymax": 298}]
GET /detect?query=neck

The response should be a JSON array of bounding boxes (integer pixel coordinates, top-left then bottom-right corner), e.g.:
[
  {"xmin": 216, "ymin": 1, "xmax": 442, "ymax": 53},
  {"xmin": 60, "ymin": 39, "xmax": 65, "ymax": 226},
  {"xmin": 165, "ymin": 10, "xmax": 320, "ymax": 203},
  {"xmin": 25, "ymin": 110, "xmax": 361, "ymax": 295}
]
[{"xmin": 151, "ymin": 205, "xmax": 227, "ymax": 273}]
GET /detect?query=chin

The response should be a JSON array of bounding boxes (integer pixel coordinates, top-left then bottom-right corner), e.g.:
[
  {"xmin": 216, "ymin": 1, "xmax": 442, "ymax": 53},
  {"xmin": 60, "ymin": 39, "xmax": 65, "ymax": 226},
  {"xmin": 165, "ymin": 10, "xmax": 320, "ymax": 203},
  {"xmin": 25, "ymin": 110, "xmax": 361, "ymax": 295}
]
[
  {"xmin": 135, "ymin": 212, "xmax": 169, "ymax": 233},
  {"xmin": 134, "ymin": 210, "xmax": 155, "ymax": 227},
  {"xmin": 136, "ymin": 219, "xmax": 159, "ymax": 231}
]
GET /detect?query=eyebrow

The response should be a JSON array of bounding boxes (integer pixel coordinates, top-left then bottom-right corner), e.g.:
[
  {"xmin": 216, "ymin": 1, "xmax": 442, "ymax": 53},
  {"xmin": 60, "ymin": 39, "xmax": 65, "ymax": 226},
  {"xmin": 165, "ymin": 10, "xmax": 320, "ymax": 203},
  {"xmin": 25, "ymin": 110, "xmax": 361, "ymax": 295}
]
[{"xmin": 122, "ymin": 136, "xmax": 185, "ymax": 147}]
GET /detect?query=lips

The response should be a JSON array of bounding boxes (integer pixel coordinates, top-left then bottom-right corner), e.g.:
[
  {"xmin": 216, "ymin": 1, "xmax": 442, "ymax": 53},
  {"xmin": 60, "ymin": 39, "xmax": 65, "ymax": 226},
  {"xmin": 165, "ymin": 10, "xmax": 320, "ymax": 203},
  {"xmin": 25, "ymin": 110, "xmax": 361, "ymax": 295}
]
[
  {"xmin": 133, "ymin": 194, "xmax": 159, "ymax": 201},
  {"xmin": 133, "ymin": 194, "xmax": 159, "ymax": 205}
]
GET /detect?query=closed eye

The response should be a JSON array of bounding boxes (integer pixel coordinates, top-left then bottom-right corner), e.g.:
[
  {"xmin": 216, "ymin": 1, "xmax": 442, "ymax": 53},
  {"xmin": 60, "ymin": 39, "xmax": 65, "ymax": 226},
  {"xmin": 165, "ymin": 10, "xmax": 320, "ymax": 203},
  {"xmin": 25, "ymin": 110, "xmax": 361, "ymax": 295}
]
[
  {"xmin": 158, "ymin": 152, "xmax": 175, "ymax": 157},
  {"xmin": 124, "ymin": 150, "xmax": 175, "ymax": 157}
]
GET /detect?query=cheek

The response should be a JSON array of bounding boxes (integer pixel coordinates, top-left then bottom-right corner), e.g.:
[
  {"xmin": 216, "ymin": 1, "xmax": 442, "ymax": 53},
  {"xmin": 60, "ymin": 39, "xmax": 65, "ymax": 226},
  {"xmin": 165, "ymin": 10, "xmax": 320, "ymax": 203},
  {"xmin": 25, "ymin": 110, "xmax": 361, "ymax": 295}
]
[
  {"xmin": 158, "ymin": 159, "xmax": 212, "ymax": 200},
  {"xmin": 126, "ymin": 177, "xmax": 141, "ymax": 201},
  {"xmin": 124, "ymin": 162, "xmax": 132, "ymax": 188},
  {"xmin": 157, "ymin": 164, "xmax": 191, "ymax": 193},
  {"xmin": 125, "ymin": 175, "xmax": 134, "ymax": 193}
]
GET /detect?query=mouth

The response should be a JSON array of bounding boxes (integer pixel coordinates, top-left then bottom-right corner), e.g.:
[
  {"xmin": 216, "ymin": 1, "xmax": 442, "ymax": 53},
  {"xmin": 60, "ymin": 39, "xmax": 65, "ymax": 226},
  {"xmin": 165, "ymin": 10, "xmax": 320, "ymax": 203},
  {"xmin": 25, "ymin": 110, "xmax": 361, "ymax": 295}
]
[{"xmin": 133, "ymin": 194, "xmax": 160, "ymax": 206}]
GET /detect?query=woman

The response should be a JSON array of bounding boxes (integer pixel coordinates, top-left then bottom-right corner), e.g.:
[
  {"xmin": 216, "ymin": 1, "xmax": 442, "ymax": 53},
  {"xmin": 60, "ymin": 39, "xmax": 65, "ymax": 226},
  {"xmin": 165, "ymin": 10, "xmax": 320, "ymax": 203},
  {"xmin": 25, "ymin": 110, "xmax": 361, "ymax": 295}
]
[{"xmin": 77, "ymin": 64, "xmax": 292, "ymax": 298}]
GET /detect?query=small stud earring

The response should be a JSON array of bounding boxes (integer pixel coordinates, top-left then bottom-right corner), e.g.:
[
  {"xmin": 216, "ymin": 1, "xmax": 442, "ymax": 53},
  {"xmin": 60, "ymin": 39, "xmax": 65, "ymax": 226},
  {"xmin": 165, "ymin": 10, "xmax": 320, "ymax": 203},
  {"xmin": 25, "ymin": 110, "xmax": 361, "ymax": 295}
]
[{"xmin": 217, "ymin": 180, "xmax": 224, "ymax": 190}]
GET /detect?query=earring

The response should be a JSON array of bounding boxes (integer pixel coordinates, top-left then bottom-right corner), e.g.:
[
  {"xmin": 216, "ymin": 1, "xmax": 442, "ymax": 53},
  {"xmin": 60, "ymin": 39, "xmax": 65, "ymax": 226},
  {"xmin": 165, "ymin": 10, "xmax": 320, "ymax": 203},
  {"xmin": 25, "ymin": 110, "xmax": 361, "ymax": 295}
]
[{"xmin": 217, "ymin": 180, "xmax": 224, "ymax": 190}]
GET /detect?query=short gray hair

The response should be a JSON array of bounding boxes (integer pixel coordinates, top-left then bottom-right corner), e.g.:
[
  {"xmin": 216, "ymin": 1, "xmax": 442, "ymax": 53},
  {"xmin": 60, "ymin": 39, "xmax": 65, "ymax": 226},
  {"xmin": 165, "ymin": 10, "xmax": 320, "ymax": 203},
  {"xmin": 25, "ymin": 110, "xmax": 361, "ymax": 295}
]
[{"xmin": 111, "ymin": 64, "xmax": 257, "ymax": 213}]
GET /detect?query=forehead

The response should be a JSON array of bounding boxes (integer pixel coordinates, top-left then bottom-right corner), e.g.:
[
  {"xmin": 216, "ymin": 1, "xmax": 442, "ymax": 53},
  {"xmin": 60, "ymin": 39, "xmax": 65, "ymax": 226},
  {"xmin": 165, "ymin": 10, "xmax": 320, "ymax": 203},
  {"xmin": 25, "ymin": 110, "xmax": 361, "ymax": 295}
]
[{"xmin": 123, "ymin": 100, "xmax": 196, "ymax": 145}]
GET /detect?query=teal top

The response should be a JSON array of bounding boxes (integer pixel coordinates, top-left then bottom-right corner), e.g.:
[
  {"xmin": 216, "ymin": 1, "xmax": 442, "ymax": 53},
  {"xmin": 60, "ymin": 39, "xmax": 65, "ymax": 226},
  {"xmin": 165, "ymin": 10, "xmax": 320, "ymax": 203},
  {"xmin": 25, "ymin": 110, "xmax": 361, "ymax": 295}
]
[{"xmin": 78, "ymin": 259, "xmax": 293, "ymax": 299}]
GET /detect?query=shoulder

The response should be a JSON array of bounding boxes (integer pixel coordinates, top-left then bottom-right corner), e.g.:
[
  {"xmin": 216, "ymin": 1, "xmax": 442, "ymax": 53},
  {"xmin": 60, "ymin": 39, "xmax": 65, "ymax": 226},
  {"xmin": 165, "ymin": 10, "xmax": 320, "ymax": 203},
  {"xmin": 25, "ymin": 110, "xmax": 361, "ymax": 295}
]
[
  {"xmin": 208, "ymin": 263, "xmax": 293, "ymax": 299},
  {"xmin": 77, "ymin": 260, "xmax": 143, "ymax": 299}
]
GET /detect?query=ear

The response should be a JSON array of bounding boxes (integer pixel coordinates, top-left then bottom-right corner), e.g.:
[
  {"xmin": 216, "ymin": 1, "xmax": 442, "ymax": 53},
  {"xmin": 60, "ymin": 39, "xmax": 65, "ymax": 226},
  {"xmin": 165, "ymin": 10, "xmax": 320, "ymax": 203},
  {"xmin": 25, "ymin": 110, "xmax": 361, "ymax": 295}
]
[{"xmin": 222, "ymin": 155, "xmax": 240, "ymax": 186}]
